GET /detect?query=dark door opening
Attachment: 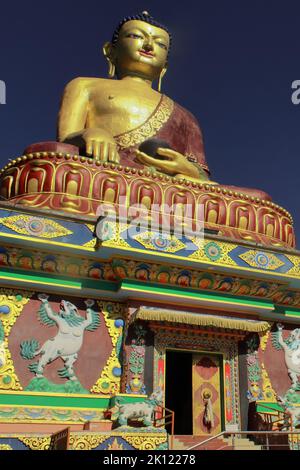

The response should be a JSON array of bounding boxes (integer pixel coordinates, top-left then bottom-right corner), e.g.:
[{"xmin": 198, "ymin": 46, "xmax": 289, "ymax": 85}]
[{"xmin": 165, "ymin": 350, "xmax": 193, "ymax": 435}]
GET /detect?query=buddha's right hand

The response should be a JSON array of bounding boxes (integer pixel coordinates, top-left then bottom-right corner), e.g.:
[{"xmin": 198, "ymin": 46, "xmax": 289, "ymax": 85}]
[{"xmin": 83, "ymin": 128, "xmax": 120, "ymax": 163}]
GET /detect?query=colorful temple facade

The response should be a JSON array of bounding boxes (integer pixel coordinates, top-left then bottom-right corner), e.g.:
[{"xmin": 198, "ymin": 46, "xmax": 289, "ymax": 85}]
[{"xmin": 0, "ymin": 13, "xmax": 299, "ymax": 451}]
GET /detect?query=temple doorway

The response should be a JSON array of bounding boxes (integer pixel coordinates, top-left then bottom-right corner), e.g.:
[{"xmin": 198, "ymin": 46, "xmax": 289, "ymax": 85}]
[
  {"xmin": 165, "ymin": 350, "xmax": 224, "ymax": 435},
  {"xmin": 165, "ymin": 350, "xmax": 193, "ymax": 435}
]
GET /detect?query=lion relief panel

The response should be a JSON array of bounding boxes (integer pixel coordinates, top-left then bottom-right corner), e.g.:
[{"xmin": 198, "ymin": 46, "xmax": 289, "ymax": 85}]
[{"xmin": 6, "ymin": 293, "xmax": 122, "ymax": 394}]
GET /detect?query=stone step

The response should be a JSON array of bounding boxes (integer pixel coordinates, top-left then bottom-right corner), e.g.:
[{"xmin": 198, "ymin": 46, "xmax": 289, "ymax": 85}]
[
  {"xmin": 223, "ymin": 438, "xmax": 261, "ymax": 450},
  {"xmin": 172, "ymin": 435, "xmax": 262, "ymax": 451},
  {"xmin": 172, "ymin": 436, "xmax": 232, "ymax": 450}
]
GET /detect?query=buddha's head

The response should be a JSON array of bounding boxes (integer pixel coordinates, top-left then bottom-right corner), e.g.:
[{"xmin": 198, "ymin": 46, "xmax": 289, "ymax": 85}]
[{"xmin": 103, "ymin": 12, "xmax": 171, "ymax": 86}]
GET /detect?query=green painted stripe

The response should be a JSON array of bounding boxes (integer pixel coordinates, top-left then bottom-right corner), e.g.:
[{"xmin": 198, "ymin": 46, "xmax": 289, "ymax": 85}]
[
  {"xmin": 0, "ymin": 393, "xmax": 148, "ymax": 410},
  {"xmin": 121, "ymin": 280, "xmax": 274, "ymax": 308},
  {"xmin": 0, "ymin": 393, "xmax": 110, "ymax": 409},
  {"xmin": 0, "ymin": 267, "xmax": 118, "ymax": 292},
  {"xmin": 283, "ymin": 309, "xmax": 300, "ymax": 317}
]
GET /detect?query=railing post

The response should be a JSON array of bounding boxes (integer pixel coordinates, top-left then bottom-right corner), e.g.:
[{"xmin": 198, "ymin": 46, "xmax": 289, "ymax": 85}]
[
  {"xmin": 232, "ymin": 433, "xmax": 235, "ymax": 450},
  {"xmin": 265, "ymin": 433, "xmax": 269, "ymax": 451},
  {"xmin": 170, "ymin": 410, "xmax": 174, "ymax": 450}
]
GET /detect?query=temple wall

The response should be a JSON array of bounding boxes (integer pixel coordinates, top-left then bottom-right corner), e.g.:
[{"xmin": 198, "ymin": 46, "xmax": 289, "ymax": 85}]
[
  {"xmin": 246, "ymin": 324, "xmax": 300, "ymax": 404},
  {"xmin": 245, "ymin": 322, "xmax": 300, "ymax": 432}
]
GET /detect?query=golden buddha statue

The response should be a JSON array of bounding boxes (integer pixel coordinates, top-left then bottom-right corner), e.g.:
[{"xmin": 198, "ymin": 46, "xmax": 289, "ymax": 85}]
[
  {"xmin": 0, "ymin": 12, "xmax": 294, "ymax": 248},
  {"xmin": 57, "ymin": 12, "xmax": 211, "ymax": 182}
]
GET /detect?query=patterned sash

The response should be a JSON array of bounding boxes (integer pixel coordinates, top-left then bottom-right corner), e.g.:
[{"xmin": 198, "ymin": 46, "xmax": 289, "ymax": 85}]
[{"xmin": 114, "ymin": 95, "xmax": 174, "ymax": 149}]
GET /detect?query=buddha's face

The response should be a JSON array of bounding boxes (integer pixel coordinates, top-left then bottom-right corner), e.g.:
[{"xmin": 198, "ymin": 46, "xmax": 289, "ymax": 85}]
[{"xmin": 113, "ymin": 20, "xmax": 169, "ymax": 80}]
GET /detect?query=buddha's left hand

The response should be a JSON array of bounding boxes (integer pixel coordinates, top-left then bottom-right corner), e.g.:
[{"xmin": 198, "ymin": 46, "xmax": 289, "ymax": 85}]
[{"xmin": 135, "ymin": 148, "xmax": 199, "ymax": 178}]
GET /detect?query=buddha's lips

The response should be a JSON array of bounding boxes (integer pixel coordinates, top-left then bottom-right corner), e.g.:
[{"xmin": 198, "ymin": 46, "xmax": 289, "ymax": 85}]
[{"xmin": 139, "ymin": 50, "xmax": 155, "ymax": 58}]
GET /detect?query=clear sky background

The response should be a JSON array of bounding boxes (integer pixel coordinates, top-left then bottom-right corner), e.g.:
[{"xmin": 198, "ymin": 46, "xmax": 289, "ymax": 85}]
[{"xmin": 0, "ymin": 0, "xmax": 299, "ymax": 244}]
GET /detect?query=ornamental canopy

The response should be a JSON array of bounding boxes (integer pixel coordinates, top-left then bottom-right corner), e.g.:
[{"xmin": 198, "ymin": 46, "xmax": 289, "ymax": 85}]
[{"xmin": 131, "ymin": 307, "xmax": 270, "ymax": 333}]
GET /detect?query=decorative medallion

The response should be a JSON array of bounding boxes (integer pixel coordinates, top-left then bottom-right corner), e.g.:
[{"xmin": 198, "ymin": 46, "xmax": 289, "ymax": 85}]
[
  {"xmin": 204, "ymin": 242, "xmax": 222, "ymax": 262},
  {"xmin": 95, "ymin": 220, "xmax": 116, "ymax": 242},
  {"xmin": 0, "ymin": 215, "xmax": 73, "ymax": 239},
  {"xmin": 239, "ymin": 250, "xmax": 285, "ymax": 270},
  {"xmin": 134, "ymin": 231, "xmax": 186, "ymax": 253}
]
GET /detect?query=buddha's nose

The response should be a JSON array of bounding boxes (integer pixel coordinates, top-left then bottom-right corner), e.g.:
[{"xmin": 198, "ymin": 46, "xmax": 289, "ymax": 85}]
[{"xmin": 143, "ymin": 37, "xmax": 154, "ymax": 51}]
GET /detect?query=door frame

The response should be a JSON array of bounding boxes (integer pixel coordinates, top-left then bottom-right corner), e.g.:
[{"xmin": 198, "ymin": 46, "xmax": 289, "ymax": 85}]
[
  {"xmin": 165, "ymin": 348, "xmax": 225, "ymax": 433},
  {"xmin": 153, "ymin": 330, "xmax": 241, "ymax": 432}
]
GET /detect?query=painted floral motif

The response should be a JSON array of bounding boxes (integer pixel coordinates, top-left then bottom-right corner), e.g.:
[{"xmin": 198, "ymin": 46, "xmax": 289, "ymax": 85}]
[
  {"xmin": 126, "ymin": 324, "xmax": 147, "ymax": 394},
  {"xmin": 246, "ymin": 335, "xmax": 264, "ymax": 401}
]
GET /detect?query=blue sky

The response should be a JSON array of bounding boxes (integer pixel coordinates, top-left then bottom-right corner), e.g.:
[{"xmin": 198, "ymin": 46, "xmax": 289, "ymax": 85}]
[{"xmin": 1, "ymin": 0, "xmax": 299, "ymax": 243}]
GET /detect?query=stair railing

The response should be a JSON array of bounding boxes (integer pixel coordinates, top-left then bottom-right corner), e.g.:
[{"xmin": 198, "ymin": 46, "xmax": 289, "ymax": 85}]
[
  {"xmin": 185, "ymin": 432, "xmax": 227, "ymax": 450},
  {"xmin": 186, "ymin": 431, "xmax": 300, "ymax": 451},
  {"xmin": 256, "ymin": 403, "xmax": 293, "ymax": 431},
  {"xmin": 153, "ymin": 406, "xmax": 175, "ymax": 449}
]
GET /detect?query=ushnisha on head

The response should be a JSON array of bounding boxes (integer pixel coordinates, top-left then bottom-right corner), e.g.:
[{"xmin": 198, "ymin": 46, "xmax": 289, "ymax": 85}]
[{"xmin": 103, "ymin": 12, "xmax": 171, "ymax": 90}]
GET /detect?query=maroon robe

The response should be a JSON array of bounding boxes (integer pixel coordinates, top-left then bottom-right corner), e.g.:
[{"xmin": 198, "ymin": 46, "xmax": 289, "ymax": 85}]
[{"xmin": 114, "ymin": 95, "xmax": 209, "ymax": 178}]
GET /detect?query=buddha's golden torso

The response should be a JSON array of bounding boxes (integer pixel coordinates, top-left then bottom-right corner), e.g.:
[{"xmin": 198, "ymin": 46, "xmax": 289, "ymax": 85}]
[{"xmin": 76, "ymin": 77, "xmax": 162, "ymax": 137}]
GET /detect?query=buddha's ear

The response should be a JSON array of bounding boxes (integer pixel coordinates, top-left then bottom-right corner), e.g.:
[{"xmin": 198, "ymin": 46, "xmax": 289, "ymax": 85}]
[
  {"xmin": 103, "ymin": 42, "xmax": 116, "ymax": 78},
  {"xmin": 158, "ymin": 66, "xmax": 167, "ymax": 92}
]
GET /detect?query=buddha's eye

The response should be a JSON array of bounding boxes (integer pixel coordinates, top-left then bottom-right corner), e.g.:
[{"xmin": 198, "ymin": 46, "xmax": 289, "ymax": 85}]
[
  {"xmin": 157, "ymin": 42, "xmax": 168, "ymax": 50},
  {"xmin": 127, "ymin": 33, "xmax": 143, "ymax": 40}
]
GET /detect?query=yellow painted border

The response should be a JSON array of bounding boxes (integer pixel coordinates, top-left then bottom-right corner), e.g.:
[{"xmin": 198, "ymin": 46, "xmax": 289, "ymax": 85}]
[{"xmin": 0, "ymin": 404, "xmax": 106, "ymax": 412}]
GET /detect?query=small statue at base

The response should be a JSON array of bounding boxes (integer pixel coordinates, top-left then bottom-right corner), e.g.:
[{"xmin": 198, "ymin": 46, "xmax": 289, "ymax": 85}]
[{"xmin": 112, "ymin": 388, "xmax": 163, "ymax": 427}]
